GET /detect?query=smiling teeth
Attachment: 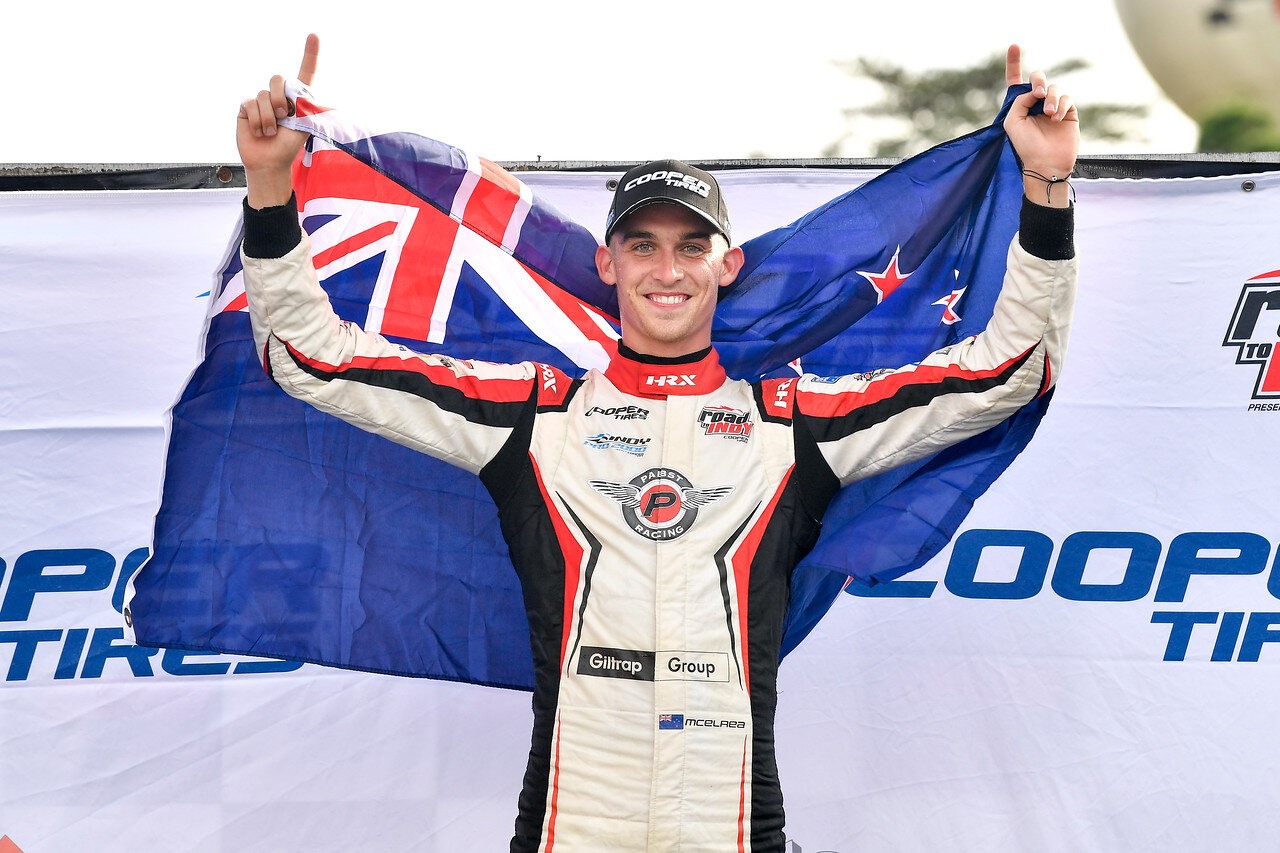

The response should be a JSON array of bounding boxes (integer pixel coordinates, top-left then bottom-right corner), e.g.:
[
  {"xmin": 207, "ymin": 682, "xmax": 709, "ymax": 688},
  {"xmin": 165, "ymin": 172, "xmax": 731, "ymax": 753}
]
[{"xmin": 651, "ymin": 295, "xmax": 687, "ymax": 304}]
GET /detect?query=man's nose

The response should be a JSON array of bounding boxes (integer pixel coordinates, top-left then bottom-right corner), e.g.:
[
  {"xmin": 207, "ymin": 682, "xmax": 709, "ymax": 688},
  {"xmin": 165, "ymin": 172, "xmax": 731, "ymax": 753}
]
[{"xmin": 652, "ymin": 249, "xmax": 683, "ymax": 284}]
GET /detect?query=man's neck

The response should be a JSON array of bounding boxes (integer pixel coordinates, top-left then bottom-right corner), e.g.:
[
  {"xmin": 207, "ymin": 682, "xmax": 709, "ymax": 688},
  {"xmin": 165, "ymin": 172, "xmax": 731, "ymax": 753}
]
[{"xmin": 617, "ymin": 342, "xmax": 713, "ymax": 366}]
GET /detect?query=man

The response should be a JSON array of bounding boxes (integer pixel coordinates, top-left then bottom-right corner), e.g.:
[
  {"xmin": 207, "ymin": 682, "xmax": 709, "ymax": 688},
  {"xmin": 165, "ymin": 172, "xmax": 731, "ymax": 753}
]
[{"xmin": 237, "ymin": 36, "xmax": 1077, "ymax": 852}]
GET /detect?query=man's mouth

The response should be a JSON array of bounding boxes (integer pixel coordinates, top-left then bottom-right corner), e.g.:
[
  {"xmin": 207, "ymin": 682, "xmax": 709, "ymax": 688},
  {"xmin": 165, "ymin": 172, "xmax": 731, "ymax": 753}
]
[{"xmin": 647, "ymin": 294, "xmax": 688, "ymax": 305}]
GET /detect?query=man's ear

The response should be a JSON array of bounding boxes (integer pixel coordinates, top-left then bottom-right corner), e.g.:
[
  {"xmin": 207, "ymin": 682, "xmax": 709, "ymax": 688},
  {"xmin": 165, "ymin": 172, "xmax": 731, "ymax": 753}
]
[
  {"xmin": 596, "ymin": 245, "xmax": 617, "ymax": 286},
  {"xmin": 719, "ymin": 246, "xmax": 745, "ymax": 288}
]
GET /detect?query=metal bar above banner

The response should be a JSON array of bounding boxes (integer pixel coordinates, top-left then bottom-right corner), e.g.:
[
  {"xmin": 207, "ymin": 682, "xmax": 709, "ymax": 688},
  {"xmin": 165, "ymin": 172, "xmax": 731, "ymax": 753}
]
[{"xmin": 2, "ymin": 153, "xmax": 1278, "ymax": 191}]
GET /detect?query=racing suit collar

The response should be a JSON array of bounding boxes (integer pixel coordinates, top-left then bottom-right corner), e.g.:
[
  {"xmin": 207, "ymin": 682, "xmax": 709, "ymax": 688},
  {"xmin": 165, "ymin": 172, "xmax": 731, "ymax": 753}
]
[{"xmin": 605, "ymin": 343, "xmax": 728, "ymax": 398}]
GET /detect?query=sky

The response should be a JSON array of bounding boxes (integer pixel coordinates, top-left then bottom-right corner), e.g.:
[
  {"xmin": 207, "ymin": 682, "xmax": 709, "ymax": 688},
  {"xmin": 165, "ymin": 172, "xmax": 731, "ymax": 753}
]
[{"xmin": 5, "ymin": 0, "xmax": 1198, "ymax": 165}]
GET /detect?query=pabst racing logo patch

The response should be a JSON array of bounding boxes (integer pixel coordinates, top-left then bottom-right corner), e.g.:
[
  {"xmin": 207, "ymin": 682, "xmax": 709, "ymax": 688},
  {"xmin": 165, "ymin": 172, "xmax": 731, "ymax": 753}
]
[
  {"xmin": 623, "ymin": 169, "xmax": 711, "ymax": 198},
  {"xmin": 1223, "ymin": 268, "xmax": 1280, "ymax": 406},
  {"xmin": 589, "ymin": 467, "xmax": 733, "ymax": 541},
  {"xmin": 698, "ymin": 405, "xmax": 753, "ymax": 442}
]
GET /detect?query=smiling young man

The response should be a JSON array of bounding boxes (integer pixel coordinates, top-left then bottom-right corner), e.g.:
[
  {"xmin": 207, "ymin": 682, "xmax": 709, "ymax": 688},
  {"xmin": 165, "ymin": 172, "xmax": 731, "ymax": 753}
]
[
  {"xmin": 237, "ymin": 37, "xmax": 1077, "ymax": 852},
  {"xmin": 596, "ymin": 159, "xmax": 744, "ymax": 359}
]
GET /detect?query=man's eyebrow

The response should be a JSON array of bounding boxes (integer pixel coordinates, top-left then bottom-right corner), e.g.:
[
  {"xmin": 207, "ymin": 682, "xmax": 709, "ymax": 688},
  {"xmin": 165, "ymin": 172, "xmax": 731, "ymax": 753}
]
[{"xmin": 618, "ymin": 229, "xmax": 714, "ymax": 243}]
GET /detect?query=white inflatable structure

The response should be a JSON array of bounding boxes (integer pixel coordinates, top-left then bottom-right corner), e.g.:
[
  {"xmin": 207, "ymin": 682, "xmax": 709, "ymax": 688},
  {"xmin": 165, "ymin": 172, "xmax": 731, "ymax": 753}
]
[{"xmin": 1115, "ymin": 0, "xmax": 1280, "ymax": 121}]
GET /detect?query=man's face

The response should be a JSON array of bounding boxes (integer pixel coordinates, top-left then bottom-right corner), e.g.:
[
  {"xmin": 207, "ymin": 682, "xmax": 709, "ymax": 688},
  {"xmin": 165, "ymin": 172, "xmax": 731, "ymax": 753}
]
[{"xmin": 595, "ymin": 203, "xmax": 744, "ymax": 358}]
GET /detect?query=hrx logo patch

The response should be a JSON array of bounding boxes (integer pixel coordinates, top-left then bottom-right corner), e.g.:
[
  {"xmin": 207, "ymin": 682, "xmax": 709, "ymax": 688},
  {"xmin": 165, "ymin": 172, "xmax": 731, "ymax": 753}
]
[
  {"xmin": 1223, "ymin": 269, "xmax": 1280, "ymax": 400},
  {"xmin": 540, "ymin": 363, "xmax": 558, "ymax": 392},
  {"xmin": 645, "ymin": 373, "xmax": 697, "ymax": 388}
]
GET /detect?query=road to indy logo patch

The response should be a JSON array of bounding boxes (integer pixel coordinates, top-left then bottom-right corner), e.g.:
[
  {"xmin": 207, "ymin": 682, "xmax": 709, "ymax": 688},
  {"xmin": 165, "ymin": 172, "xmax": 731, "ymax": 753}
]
[{"xmin": 698, "ymin": 405, "xmax": 753, "ymax": 442}]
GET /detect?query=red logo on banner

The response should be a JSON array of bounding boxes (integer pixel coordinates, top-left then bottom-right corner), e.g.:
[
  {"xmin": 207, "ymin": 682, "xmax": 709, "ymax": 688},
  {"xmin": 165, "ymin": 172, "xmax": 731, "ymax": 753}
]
[
  {"xmin": 1, "ymin": 836, "xmax": 27, "ymax": 853},
  {"xmin": 1222, "ymin": 268, "xmax": 1280, "ymax": 402}
]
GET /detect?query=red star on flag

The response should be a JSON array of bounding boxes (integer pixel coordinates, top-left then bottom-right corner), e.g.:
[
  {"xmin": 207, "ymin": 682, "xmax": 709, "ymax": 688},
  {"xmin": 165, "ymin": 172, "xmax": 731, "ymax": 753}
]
[
  {"xmin": 933, "ymin": 286, "xmax": 967, "ymax": 325},
  {"xmin": 857, "ymin": 247, "xmax": 912, "ymax": 304}
]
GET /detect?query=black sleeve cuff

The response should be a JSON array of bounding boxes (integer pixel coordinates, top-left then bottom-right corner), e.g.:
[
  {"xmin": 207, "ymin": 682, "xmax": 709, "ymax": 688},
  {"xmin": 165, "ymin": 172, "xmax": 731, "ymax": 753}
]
[
  {"xmin": 242, "ymin": 194, "xmax": 303, "ymax": 259},
  {"xmin": 1017, "ymin": 198, "xmax": 1075, "ymax": 261}
]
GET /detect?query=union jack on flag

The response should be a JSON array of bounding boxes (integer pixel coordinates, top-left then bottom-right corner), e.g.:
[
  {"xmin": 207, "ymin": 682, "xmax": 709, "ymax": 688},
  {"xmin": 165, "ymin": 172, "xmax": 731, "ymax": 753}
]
[{"xmin": 130, "ymin": 83, "xmax": 1051, "ymax": 689}]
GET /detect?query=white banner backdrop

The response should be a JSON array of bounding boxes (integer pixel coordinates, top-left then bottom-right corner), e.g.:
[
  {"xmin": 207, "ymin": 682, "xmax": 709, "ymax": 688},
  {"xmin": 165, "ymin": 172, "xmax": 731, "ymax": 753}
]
[{"xmin": 2, "ymin": 166, "xmax": 1279, "ymax": 852}]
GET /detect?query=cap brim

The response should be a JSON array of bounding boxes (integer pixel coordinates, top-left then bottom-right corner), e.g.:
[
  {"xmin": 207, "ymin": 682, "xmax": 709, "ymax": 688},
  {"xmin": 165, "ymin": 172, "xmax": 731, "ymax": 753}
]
[{"xmin": 604, "ymin": 197, "xmax": 728, "ymax": 245}]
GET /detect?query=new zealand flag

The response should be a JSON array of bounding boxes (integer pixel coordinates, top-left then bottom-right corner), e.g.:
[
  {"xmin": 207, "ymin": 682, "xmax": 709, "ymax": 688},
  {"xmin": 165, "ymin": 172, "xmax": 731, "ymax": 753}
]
[{"xmin": 129, "ymin": 83, "xmax": 1047, "ymax": 689}]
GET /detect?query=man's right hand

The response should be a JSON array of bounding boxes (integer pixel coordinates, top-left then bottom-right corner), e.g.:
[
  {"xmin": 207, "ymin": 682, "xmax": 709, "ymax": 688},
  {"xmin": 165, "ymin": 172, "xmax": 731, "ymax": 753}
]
[{"xmin": 237, "ymin": 34, "xmax": 319, "ymax": 209}]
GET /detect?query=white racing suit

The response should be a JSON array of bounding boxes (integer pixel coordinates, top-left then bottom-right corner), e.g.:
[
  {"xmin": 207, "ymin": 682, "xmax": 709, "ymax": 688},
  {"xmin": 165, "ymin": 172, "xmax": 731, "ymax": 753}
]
[{"xmin": 241, "ymin": 199, "xmax": 1076, "ymax": 852}]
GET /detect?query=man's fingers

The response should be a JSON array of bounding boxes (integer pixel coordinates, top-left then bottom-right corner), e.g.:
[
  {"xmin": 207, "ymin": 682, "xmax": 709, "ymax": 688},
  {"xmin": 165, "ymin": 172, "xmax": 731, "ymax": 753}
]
[
  {"xmin": 255, "ymin": 90, "xmax": 278, "ymax": 136},
  {"xmin": 1003, "ymin": 89, "xmax": 1035, "ymax": 127},
  {"xmin": 298, "ymin": 33, "xmax": 319, "ymax": 87},
  {"xmin": 1006, "ymin": 44, "xmax": 1022, "ymax": 86},
  {"xmin": 1043, "ymin": 83, "xmax": 1061, "ymax": 116},
  {"xmin": 269, "ymin": 74, "xmax": 291, "ymax": 118},
  {"xmin": 1055, "ymin": 95, "xmax": 1078, "ymax": 122},
  {"xmin": 1029, "ymin": 70, "xmax": 1048, "ymax": 97},
  {"xmin": 240, "ymin": 96, "xmax": 264, "ymax": 136}
]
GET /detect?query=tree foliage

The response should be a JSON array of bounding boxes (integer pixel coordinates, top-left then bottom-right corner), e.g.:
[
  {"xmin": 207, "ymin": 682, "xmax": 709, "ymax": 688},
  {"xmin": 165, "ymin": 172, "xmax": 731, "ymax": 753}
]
[
  {"xmin": 825, "ymin": 52, "xmax": 1149, "ymax": 158},
  {"xmin": 1198, "ymin": 99, "xmax": 1280, "ymax": 152}
]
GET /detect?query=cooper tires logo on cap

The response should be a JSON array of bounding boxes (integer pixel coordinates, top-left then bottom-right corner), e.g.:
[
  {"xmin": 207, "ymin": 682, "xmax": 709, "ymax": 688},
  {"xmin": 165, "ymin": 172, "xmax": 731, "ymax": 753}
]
[
  {"xmin": 589, "ymin": 467, "xmax": 733, "ymax": 541},
  {"xmin": 623, "ymin": 170, "xmax": 711, "ymax": 198}
]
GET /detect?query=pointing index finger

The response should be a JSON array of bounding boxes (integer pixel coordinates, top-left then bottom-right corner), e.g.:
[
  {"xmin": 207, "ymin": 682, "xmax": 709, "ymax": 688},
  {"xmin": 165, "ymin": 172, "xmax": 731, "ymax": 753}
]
[
  {"xmin": 1006, "ymin": 44, "xmax": 1022, "ymax": 86},
  {"xmin": 298, "ymin": 33, "xmax": 319, "ymax": 86}
]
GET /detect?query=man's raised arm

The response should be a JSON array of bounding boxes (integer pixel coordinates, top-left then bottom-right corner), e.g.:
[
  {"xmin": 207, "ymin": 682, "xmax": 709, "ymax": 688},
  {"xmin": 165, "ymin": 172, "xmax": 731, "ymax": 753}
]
[
  {"xmin": 232, "ymin": 34, "xmax": 544, "ymax": 475},
  {"xmin": 791, "ymin": 46, "xmax": 1080, "ymax": 486}
]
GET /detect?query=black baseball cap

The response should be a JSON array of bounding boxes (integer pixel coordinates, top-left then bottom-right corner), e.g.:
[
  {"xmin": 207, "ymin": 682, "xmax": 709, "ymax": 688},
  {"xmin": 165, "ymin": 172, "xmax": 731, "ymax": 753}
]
[{"xmin": 604, "ymin": 159, "xmax": 732, "ymax": 245}]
